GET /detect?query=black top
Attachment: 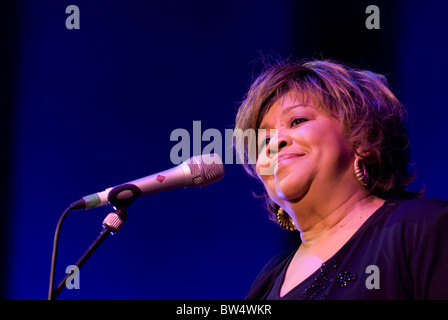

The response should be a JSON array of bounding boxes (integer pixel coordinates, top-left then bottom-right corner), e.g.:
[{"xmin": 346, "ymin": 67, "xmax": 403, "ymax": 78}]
[{"xmin": 246, "ymin": 197, "xmax": 448, "ymax": 300}]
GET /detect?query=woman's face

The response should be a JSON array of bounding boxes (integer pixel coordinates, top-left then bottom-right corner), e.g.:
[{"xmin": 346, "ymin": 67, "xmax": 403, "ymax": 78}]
[{"xmin": 256, "ymin": 91, "xmax": 355, "ymax": 207}]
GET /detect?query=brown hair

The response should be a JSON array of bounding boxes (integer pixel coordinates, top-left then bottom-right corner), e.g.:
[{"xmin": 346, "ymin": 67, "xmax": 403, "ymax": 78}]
[{"xmin": 234, "ymin": 59, "xmax": 422, "ymax": 220}]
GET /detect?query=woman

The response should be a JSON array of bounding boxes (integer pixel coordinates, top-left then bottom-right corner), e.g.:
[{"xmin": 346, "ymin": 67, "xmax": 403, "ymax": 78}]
[{"xmin": 234, "ymin": 59, "xmax": 448, "ymax": 300}]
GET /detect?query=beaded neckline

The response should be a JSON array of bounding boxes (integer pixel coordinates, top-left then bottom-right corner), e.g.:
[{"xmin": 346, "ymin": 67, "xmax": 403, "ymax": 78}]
[{"xmin": 298, "ymin": 260, "xmax": 358, "ymax": 300}]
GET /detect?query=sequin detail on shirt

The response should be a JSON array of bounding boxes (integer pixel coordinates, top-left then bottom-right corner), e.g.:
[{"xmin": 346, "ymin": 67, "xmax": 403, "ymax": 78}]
[{"xmin": 299, "ymin": 260, "xmax": 358, "ymax": 300}]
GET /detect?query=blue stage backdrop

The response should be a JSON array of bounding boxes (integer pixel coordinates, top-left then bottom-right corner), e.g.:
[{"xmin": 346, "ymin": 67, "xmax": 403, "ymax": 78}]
[{"xmin": 4, "ymin": 0, "xmax": 448, "ymax": 299}]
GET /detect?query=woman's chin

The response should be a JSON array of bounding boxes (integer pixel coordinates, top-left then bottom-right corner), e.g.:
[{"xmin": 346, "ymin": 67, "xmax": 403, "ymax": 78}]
[{"xmin": 275, "ymin": 182, "xmax": 309, "ymax": 204}]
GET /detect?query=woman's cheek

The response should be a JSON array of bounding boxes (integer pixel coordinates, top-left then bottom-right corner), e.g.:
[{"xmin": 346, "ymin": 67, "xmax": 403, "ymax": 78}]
[{"xmin": 256, "ymin": 151, "xmax": 277, "ymax": 177}]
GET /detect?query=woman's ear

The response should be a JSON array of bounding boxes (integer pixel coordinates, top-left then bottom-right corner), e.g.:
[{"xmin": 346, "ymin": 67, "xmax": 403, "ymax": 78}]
[{"xmin": 355, "ymin": 146, "xmax": 372, "ymax": 159}]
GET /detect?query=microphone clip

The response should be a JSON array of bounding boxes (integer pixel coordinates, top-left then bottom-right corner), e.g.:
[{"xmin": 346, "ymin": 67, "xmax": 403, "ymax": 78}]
[
  {"xmin": 102, "ymin": 184, "xmax": 141, "ymax": 235},
  {"xmin": 107, "ymin": 183, "xmax": 142, "ymax": 210}
]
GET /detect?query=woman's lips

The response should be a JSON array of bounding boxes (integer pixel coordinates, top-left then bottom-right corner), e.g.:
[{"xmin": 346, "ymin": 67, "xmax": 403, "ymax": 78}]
[
  {"xmin": 278, "ymin": 153, "xmax": 302, "ymax": 164},
  {"xmin": 274, "ymin": 153, "xmax": 304, "ymax": 173}
]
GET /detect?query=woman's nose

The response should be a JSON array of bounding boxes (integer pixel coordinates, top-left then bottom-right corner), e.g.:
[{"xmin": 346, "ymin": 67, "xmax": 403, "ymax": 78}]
[{"xmin": 268, "ymin": 130, "xmax": 292, "ymax": 156}]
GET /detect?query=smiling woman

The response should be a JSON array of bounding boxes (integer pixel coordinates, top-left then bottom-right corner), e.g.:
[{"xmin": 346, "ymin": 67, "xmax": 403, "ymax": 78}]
[
  {"xmin": 256, "ymin": 93, "xmax": 357, "ymax": 210},
  {"xmin": 236, "ymin": 60, "xmax": 418, "ymax": 224},
  {"xmin": 234, "ymin": 59, "xmax": 448, "ymax": 300}
]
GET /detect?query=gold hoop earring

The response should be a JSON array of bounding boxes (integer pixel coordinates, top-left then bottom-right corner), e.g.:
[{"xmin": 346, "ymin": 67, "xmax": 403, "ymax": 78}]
[
  {"xmin": 354, "ymin": 157, "xmax": 370, "ymax": 187},
  {"xmin": 277, "ymin": 207, "xmax": 297, "ymax": 231}
]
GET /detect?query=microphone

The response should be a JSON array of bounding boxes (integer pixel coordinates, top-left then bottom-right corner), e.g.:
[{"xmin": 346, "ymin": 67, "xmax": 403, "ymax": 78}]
[{"xmin": 76, "ymin": 153, "xmax": 224, "ymax": 210}]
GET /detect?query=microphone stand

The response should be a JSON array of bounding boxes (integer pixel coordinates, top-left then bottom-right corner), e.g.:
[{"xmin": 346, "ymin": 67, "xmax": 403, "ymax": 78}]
[
  {"xmin": 50, "ymin": 207, "xmax": 127, "ymax": 300},
  {"xmin": 48, "ymin": 184, "xmax": 141, "ymax": 300}
]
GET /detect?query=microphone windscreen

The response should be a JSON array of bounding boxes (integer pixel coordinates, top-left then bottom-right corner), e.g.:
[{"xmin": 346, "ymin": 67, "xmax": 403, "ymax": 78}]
[{"xmin": 186, "ymin": 154, "xmax": 224, "ymax": 187}]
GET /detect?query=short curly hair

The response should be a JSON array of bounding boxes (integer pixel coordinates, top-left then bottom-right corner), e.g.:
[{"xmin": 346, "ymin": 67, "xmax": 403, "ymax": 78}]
[{"xmin": 234, "ymin": 59, "xmax": 422, "ymax": 221}]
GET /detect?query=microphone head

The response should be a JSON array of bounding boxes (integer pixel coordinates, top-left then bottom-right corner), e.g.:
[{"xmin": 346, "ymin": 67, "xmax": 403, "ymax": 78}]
[{"xmin": 184, "ymin": 154, "xmax": 225, "ymax": 187}]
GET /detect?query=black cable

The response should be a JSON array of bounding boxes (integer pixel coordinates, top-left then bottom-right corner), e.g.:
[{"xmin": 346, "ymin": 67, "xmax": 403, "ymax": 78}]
[{"xmin": 47, "ymin": 199, "xmax": 85, "ymax": 300}]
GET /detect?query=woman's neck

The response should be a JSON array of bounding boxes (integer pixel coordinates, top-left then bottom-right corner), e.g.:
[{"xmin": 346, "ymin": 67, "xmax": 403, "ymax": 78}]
[{"xmin": 287, "ymin": 189, "xmax": 384, "ymax": 248}]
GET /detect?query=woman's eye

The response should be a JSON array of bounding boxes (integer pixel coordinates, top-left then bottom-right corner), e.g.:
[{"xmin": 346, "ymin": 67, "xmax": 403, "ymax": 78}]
[{"xmin": 291, "ymin": 118, "xmax": 308, "ymax": 127}]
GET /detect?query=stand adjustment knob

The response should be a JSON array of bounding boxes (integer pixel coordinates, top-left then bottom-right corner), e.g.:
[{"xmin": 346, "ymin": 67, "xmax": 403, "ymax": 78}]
[{"xmin": 102, "ymin": 208, "xmax": 127, "ymax": 234}]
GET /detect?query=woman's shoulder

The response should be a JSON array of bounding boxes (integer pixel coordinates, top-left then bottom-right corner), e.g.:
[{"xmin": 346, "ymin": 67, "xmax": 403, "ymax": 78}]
[
  {"xmin": 245, "ymin": 245, "xmax": 297, "ymax": 300},
  {"xmin": 395, "ymin": 196, "xmax": 448, "ymax": 210},
  {"xmin": 388, "ymin": 196, "xmax": 448, "ymax": 218},
  {"xmin": 383, "ymin": 196, "xmax": 448, "ymax": 232},
  {"xmin": 387, "ymin": 197, "xmax": 448, "ymax": 299}
]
